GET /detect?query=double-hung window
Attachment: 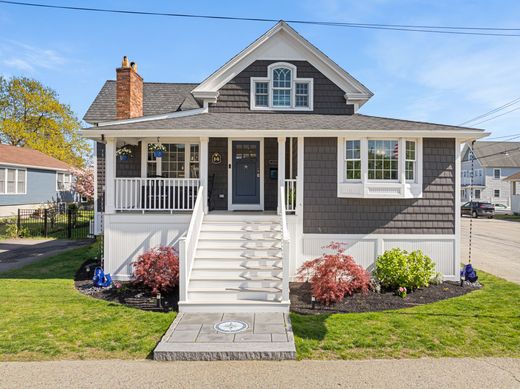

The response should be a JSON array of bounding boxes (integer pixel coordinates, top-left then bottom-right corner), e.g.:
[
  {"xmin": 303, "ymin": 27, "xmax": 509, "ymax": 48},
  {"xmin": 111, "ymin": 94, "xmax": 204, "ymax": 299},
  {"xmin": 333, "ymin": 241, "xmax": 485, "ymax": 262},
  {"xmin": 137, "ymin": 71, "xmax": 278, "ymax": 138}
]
[
  {"xmin": 0, "ymin": 168, "xmax": 27, "ymax": 194},
  {"xmin": 338, "ymin": 138, "xmax": 422, "ymax": 198},
  {"xmin": 146, "ymin": 143, "xmax": 199, "ymax": 178},
  {"xmin": 251, "ymin": 62, "xmax": 313, "ymax": 110},
  {"xmin": 57, "ymin": 172, "xmax": 71, "ymax": 191}
]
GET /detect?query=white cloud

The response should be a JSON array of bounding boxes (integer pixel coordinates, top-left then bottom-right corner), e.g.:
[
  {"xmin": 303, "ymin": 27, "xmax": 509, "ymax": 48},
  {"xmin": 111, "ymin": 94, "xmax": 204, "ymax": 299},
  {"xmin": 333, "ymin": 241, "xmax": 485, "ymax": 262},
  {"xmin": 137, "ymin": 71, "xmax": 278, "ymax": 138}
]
[{"xmin": 0, "ymin": 39, "xmax": 67, "ymax": 73}]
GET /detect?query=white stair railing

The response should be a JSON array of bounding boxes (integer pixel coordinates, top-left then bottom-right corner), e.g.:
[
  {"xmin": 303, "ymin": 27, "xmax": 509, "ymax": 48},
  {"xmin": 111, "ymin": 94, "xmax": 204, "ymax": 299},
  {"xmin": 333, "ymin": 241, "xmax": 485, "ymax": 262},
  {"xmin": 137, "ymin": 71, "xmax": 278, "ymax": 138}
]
[
  {"xmin": 114, "ymin": 178, "xmax": 200, "ymax": 212},
  {"xmin": 179, "ymin": 186, "xmax": 205, "ymax": 302},
  {"xmin": 284, "ymin": 179, "xmax": 297, "ymax": 213},
  {"xmin": 279, "ymin": 185, "xmax": 291, "ymax": 302}
]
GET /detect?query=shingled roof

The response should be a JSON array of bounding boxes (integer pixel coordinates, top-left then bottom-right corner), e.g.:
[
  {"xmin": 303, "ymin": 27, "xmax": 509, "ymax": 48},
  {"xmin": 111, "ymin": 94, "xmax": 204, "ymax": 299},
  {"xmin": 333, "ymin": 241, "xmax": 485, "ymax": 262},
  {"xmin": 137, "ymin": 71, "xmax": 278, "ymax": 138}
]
[
  {"xmin": 473, "ymin": 141, "xmax": 520, "ymax": 168},
  {"xmin": 83, "ymin": 81, "xmax": 200, "ymax": 124},
  {"xmin": 0, "ymin": 144, "xmax": 70, "ymax": 171},
  {"xmin": 89, "ymin": 111, "xmax": 485, "ymax": 133}
]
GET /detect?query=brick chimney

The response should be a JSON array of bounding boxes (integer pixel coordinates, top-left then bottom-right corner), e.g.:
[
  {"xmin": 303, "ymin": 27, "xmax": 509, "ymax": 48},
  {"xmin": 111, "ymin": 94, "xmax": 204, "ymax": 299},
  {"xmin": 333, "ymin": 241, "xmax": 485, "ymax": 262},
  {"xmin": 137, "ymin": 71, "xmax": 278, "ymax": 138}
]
[{"xmin": 116, "ymin": 56, "xmax": 143, "ymax": 119}]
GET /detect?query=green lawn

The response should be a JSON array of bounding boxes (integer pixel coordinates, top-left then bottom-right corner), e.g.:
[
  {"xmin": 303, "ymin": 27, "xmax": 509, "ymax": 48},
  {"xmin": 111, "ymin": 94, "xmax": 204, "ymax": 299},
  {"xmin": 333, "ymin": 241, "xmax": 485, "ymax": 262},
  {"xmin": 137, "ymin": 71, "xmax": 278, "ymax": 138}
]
[
  {"xmin": 292, "ymin": 273, "xmax": 520, "ymax": 359},
  {"xmin": 0, "ymin": 245, "xmax": 519, "ymax": 361},
  {"xmin": 0, "ymin": 244, "xmax": 175, "ymax": 361},
  {"xmin": 495, "ymin": 214, "xmax": 520, "ymax": 222}
]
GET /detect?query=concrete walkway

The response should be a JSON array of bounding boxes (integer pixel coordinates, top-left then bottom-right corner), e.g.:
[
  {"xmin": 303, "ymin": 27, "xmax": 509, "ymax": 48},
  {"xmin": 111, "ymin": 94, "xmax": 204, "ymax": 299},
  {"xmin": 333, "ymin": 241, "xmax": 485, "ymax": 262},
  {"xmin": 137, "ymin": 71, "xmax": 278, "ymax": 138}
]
[
  {"xmin": 0, "ymin": 358, "xmax": 518, "ymax": 388},
  {"xmin": 461, "ymin": 217, "xmax": 520, "ymax": 284},
  {"xmin": 0, "ymin": 238, "xmax": 93, "ymax": 273},
  {"xmin": 154, "ymin": 312, "xmax": 296, "ymax": 360}
]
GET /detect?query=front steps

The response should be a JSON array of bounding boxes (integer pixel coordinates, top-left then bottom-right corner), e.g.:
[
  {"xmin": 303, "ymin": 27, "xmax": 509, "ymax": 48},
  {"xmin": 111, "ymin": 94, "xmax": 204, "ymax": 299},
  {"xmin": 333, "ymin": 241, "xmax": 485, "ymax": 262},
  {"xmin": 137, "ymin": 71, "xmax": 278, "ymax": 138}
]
[{"xmin": 178, "ymin": 214, "xmax": 290, "ymax": 313}]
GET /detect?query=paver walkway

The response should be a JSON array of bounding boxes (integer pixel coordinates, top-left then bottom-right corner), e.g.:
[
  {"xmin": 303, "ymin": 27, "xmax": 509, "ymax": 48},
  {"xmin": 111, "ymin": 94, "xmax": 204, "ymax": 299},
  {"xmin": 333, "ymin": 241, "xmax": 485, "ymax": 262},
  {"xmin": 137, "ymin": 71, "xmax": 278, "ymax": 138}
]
[
  {"xmin": 0, "ymin": 238, "xmax": 93, "ymax": 273},
  {"xmin": 154, "ymin": 312, "xmax": 296, "ymax": 360}
]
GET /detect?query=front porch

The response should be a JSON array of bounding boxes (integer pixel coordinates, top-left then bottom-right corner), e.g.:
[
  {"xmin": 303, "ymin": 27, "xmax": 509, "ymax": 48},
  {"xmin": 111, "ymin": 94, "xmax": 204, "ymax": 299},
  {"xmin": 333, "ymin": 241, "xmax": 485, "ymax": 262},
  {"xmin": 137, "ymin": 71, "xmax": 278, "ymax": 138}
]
[{"xmin": 102, "ymin": 136, "xmax": 303, "ymax": 216}]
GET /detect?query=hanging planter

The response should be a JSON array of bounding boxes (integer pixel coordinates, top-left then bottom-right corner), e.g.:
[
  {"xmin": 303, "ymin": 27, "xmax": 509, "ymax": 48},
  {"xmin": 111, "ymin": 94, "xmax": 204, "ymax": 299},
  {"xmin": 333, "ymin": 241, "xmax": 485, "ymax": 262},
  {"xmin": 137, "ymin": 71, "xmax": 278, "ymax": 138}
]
[
  {"xmin": 149, "ymin": 143, "xmax": 167, "ymax": 158},
  {"xmin": 116, "ymin": 146, "xmax": 133, "ymax": 161}
]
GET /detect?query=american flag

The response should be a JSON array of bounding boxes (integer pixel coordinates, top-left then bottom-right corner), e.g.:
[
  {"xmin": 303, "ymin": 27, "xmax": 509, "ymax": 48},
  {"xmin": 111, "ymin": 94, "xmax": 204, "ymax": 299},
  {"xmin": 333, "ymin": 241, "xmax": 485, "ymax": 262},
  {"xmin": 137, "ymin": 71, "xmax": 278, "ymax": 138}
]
[{"xmin": 393, "ymin": 142, "xmax": 399, "ymax": 159}]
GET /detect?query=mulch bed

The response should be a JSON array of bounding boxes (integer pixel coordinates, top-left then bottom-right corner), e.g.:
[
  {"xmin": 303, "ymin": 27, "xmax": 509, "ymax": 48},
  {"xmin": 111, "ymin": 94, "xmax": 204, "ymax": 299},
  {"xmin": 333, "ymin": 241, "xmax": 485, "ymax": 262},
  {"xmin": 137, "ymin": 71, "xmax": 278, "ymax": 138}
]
[
  {"xmin": 74, "ymin": 258, "xmax": 479, "ymax": 315},
  {"xmin": 289, "ymin": 281, "xmax": 480, "ymax": 315},
  {"xmin": 74, "ymin": 258, "xmax": 177, "ymax": 312}
]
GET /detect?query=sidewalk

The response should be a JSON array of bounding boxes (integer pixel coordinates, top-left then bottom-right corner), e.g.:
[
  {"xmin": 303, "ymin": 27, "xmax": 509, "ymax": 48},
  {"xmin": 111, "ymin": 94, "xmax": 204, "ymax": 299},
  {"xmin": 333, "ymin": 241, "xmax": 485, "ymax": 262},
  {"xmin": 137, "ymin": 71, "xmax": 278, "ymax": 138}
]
[
  {"xmin": 0, "ymin": 238, "xmax": 93, "ymax": 273},
  {"xmin": 0, "ymin": 358, "xmax": 518, "ymax": 388}
]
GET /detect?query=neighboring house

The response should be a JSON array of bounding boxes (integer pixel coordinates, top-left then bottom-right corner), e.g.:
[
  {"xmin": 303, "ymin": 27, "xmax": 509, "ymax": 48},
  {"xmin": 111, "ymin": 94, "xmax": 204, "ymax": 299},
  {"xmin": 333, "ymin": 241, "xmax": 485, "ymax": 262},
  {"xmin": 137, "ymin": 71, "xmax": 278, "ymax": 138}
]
[
  {"xmin": 461, "ymin": 141, "xmax": 520, "ymax": 207},
  {"xmin": 505, "ymin": 172, "xmax": 520, "ymax": 214},
  {"xmin": 82, "ymin": 21, "xmax": 486, "ymax": 313},
  {"xmin": 0, "ymin": 144, "xmax": 74, "ymax": 217}
]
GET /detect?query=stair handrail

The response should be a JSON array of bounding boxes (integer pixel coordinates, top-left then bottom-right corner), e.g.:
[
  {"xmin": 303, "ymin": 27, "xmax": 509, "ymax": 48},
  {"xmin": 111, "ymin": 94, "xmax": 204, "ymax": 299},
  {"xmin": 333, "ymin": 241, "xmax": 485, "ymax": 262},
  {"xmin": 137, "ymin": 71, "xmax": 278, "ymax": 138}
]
[
  {"xmin": 179, "ymin": 186, "xmax": 205, "ymax": 302},
  {"xmin": 279, "ymin": 185, "xmax": 290, "ymax": 302}
]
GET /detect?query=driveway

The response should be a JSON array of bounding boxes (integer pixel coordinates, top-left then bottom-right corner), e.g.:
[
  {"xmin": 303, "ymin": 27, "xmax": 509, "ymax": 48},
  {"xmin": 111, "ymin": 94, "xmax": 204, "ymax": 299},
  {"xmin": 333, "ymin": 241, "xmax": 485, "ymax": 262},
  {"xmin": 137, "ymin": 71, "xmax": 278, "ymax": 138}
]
[
  {"xmin": 0, "ymin": 238, "xmax": 93, "ymax": 273},
  {"xmin": 461, "ymin": 217, "xmax": 520, "ymax": 284},
  {"xmin": 0, "ymin": 358, "xmax": 519, "ymax": 388}
]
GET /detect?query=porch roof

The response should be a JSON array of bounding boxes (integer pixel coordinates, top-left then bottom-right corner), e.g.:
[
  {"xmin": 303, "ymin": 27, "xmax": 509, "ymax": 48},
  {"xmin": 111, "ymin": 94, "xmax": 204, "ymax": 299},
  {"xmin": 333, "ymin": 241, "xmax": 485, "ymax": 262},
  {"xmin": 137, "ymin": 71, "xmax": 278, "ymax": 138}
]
[
  {"xmin": 84, "ymin": 112, "xmax": 487, "ymax": 132},
  {"xmin": 82, "ymin": 112, "xmax": 488, "ymax": 139}
]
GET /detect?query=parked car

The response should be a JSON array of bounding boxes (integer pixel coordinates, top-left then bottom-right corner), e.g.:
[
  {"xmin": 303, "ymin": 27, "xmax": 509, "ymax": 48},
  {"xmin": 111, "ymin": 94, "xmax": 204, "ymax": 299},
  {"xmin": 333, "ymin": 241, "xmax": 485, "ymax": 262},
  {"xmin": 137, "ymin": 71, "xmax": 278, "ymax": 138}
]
[
  {"xmin": 493, "ymin": 203, "xmax": 511, "ymax": 215},
  {"xmin": 461, "ymin": 201, "xmax": 495, "ymax": 218}
]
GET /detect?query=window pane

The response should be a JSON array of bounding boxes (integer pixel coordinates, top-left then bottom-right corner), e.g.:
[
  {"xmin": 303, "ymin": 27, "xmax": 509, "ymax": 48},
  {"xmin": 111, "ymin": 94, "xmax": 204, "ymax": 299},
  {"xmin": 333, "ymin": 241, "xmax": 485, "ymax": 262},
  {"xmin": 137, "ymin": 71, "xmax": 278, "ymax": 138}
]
[
  {"xmin": 295, "ymin": 83, "xmax": 308, "ymax": 95},
  {"xmin": 273, "ymin": 89, "xmax": 291, "ymax": 106},
  {"xmin": 273, "ymin": 68, "xmax": 291, "ymax": 88},
  {"xmin": 17, "ymin": 170, "xmax": 26, "ymax": 193},
  {"xmin": 295, "ymin": 95, "xmax": 308, "ymax": 107},
  {"xmin": 255, "ymin": 82, "xmax": 268, "ymax": 107},
  {"xmin": 255, "ymin": 94, "xmax": 268, "ymax": 107},
  {"xmin": 255, "ymin": 82, "xmax": 268, "ymax": 94},
  {"xmin": 406, "ymin": 141, "xmax": 416, "ymax": 160},
  {"xmin": 7, "ymin": 169, "xmax": 16, "ymax": 193},
  {"xmin": 367, "ymin": 140, "xmax": 398, "ymax": 181},
  {"xmin": 0, "ymin": 169, "xmax": 5, "ymax": 193},
  {"xmin": 162, "ymin": 143, "xmax": 186, "ymax": 178}
]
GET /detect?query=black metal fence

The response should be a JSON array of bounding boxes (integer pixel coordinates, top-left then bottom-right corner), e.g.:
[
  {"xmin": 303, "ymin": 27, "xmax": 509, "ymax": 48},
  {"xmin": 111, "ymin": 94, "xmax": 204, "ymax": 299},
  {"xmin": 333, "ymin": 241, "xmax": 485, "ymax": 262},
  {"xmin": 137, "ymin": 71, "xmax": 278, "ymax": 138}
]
[{"xmin": 16, "ymin": 205, "xmax": 94, "ymax": 239}]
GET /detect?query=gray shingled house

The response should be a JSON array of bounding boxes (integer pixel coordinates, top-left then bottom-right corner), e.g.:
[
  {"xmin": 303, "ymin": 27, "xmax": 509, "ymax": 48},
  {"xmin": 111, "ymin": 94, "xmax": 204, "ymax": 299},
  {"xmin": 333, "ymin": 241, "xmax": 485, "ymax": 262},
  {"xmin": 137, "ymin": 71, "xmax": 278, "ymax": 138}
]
[
  {"xmin": 82, "ymin": 21, "xmax": 487, "ymax": 313},
  {"xmin": 461, "ymin": 141, "xmax": 520, "ymax": 207}
]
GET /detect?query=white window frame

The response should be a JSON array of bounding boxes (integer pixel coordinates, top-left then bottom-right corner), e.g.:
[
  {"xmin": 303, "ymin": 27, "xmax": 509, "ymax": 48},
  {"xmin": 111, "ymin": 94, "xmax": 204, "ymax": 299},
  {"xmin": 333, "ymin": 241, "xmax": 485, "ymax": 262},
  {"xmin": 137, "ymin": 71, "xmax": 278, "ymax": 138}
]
[
  {"xmin": 337, "ymin": 137, "xmax": 423, "ymax": 199},
  {"xmin": 142, "ymin": 140, "xmax": 200, "ymax": 179},
  {"xmin": 475, "ymin": 189, "xmax": 481, "ymax": 199},
  {"xmin": 494, "ymin": 189, "xmax": 500, "ymax": 198},
  {"xmin": 56, "ymin": 172, "xmax": 72, "ymax": 191},
  {"xmin": 493, "ymin": 168, "xmax": 501, "ymax": 179},
  {"xmin": 0, "ymin": 167, "xmax": 27, "ymax": 195},
  {"xmin": 250, "ymin": 62, "xmax": 313, "ymax": 111}
]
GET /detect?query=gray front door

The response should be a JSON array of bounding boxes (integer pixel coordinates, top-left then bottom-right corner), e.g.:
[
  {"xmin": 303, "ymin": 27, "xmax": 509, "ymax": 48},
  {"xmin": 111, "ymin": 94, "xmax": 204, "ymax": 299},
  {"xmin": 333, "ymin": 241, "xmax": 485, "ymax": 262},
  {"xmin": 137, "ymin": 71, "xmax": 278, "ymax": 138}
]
[{"xmin": 232, "ymin": 141, "xmax": 260, "ymax": 205}]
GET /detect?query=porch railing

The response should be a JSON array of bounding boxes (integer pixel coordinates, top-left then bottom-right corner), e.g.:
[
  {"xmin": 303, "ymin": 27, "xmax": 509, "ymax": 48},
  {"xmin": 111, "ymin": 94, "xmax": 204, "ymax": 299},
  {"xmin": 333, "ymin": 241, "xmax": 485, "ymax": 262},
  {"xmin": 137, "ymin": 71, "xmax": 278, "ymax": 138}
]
[
  {"xmin": 114, "ymin": 178, "xmax": 200, "ymax": 212},
  {"xmin": 284, "ymin": 179, "xmax": 297, "ymax": 213},
  {"xmin": 279, "ymin": 185, "xmax": 290, "ymax": 302},
  {"xmin": 179, "ymin": 186, "xmax": 205, "ymax": 302}
]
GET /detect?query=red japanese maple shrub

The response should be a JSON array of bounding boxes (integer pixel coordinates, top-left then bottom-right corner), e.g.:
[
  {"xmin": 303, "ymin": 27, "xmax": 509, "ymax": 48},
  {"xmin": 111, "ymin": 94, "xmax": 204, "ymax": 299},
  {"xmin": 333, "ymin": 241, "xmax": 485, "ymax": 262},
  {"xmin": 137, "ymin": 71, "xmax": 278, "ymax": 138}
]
[
  {"xmin": 133, "ymin": 246, "xmax": 179, "ymax": 295},
  {"xmin": 297, "ymin": 242, "xmax": 371, "ymax": 305}
]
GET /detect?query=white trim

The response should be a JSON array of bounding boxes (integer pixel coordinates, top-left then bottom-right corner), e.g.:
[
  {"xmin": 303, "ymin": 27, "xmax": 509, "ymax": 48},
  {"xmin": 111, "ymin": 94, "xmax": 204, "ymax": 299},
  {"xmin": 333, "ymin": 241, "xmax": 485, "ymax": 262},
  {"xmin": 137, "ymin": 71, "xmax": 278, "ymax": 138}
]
[
  {"xmin": 0, "ymin": 167, "xmax": 27, "ymax": 195},
  {"xmin": 454, "ymin": 140, "xmax": 461, "ymax": 277},
  {"xmin": 56, "ymin": 171, "xmax": 72, "ymax": 191},
  {"xmin": 200, "ymin": 137, "xmax": 209, "ymax": 213},
  {"xmin": 105, "ymin": 138, "xmax": 116, "ymax": 214},
  {"xmin": 337, "ymin": 136, "xmax": 423, "ymax": 199},
  {"xmin": 192, "ymin": 21, "xmax": 373, "ymax": 109},
  {"xmin": 96, "ymin": 107, "xmax": 208, "ymax": 127},
  {"xmin": 141, "ymin": 139, "xmax": 201, "ymax": 179},
  {"xmin": 250, "ymin": 62, "xmax": 314, "ymax": 111},
  {"xmin": 82, "ymin": 128, "xmax": 489, "ymax": 141},
  {"xmin": 277, "ymin": 136, "xmax": 286, "ymax": 214},
  {"xmin": 493, "ymin": 168, "xmax": 501, "ymax": 179},
  {"xmin": 0, "ymin": 161, "xmax": 69, "ymax": 172},
  {"xmin": 227, "ymin": 138, "xmax": 265, "ymax": 211}
]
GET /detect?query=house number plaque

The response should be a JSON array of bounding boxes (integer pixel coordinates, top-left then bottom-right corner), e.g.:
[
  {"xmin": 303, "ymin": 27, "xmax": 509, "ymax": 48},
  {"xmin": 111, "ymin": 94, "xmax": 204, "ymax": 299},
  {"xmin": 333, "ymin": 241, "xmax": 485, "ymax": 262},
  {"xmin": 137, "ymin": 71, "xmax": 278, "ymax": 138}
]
[{"xmin": 212, "ymin": 152, "xmax": 222, "ymax": 164}]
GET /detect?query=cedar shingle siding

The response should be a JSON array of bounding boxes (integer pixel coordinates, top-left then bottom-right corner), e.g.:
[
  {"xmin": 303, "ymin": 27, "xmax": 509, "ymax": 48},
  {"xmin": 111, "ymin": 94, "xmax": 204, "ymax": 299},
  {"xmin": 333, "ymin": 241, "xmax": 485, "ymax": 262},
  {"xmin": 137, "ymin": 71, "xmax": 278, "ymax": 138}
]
[
  {"xmin": 209, "ymin": 60, "xmax": 355, "ymax": 115},
  {"xmin": 303, "ymin": 137, "xmax": 455, "ymax": 234},
  {"xmin": 96, "ymin": 142, "xmax": 105, "ymax": 212}
]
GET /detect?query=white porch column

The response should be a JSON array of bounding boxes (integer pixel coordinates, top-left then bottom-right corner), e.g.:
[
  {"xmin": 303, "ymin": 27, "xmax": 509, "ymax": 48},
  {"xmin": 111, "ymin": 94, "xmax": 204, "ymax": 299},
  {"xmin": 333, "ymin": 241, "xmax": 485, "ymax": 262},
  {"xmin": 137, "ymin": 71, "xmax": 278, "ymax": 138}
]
[
  {"xmin": 296, "ymin": 136, "xmax": 304, "ymax": 217},
  {"xmin": 105, "ymin": 137, "xmax": 116, "ymax": 214},
  {"xmin": 200, "ymin": 137, "xmax": 209, "ymax": 213},
  {"xmin": 277, "ymin": 136, "xmax": 286, "ymax": 215}
]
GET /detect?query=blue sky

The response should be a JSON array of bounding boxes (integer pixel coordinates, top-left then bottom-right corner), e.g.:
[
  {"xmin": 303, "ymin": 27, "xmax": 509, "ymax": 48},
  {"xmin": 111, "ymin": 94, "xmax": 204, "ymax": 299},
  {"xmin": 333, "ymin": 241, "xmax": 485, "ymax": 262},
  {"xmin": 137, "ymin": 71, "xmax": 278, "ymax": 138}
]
[{"xmin": 1, "ymin": 0, "xmax": 519, "ymax": 138}]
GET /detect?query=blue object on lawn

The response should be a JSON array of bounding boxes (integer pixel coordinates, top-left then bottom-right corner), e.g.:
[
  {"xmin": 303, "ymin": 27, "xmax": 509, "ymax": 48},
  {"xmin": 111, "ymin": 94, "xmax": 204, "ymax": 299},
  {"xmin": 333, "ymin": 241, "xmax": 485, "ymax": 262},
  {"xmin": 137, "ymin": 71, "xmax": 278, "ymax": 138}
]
[
  {"xmin": 93, "ymin": 267, "xmax": 113, "ymax": 287},
  {"xmin": 460, "ymin": 263, "xmax": 478, "ymax": 283}
]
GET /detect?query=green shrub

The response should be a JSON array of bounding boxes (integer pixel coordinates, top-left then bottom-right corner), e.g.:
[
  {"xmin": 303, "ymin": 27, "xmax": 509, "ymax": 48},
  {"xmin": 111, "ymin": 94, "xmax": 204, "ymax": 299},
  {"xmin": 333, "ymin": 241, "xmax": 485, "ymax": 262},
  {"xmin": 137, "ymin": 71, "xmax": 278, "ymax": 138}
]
[
  {"xmin": 374, "ymin": 248, "xmax": 436, "ymax": 291},
  {"xmin": 4, "ymin": 222, "xmax": 19, "ymax": 238}
]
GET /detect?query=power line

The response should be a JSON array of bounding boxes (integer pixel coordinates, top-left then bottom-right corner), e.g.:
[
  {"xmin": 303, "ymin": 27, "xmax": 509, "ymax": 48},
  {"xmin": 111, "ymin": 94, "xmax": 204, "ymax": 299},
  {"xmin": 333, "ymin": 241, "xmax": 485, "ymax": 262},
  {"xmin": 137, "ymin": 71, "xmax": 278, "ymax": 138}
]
[
  {"xmin": 459, "ymin": 97, "xmax": 520, "ymax": 126},
  {"xmin": 471, "ymin": 106, "xmax": 520, "ymax": 126},
  {"xmin": 1, "ymin": 1, "xmax": 520, "ymax": 37},
  {"xmin": 486, "ymin": 132, "xmax": 520, "ymax": 140}
]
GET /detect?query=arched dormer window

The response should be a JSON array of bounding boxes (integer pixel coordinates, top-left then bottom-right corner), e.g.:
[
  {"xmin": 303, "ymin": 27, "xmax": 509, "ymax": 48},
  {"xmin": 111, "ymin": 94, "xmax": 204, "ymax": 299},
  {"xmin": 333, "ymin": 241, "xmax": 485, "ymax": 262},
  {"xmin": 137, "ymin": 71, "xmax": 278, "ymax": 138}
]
[{"xmin": 250, "ymin": 62, "xmax": 313, "ymax": 111}]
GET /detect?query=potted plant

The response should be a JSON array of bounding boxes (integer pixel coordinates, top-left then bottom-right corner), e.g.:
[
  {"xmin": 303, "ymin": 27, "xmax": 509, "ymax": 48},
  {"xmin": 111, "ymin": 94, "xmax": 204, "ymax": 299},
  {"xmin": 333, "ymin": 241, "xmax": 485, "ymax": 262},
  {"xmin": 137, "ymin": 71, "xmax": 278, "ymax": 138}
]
[
  {"xmin": 116, "ymin": 146, "xmax": 133, "ymax": 161},
  {"xmin": 149, "ymin": 143, "xmax": 167, "ymax": 158}
]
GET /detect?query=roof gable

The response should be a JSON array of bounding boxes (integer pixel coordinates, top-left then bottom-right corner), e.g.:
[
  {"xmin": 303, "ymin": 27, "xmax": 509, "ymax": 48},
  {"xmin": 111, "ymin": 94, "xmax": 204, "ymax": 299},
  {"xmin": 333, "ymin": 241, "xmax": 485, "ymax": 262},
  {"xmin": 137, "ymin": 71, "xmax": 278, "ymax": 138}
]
[
  {"xmin": 192, "ymin": 21, "xmax": 373, "ymax": 109},
  {"xmin": 472, "ymin": 141, "xmax": 520, "ymax": 168}
]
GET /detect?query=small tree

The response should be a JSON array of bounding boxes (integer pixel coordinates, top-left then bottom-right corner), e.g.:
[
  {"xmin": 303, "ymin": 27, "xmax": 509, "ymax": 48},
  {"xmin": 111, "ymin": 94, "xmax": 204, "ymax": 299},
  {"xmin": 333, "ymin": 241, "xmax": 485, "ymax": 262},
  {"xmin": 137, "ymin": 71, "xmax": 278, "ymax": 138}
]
[
  {"xmin": 71, "ymin": 166, "xmax": 94, "ymax": 201},
  {"xmin": 133, "ymin": 246, "xmax": 179, "ymax": 295},
  {"xmin": 297, "ymin": 242, "xmax": 371, "ymax": 305}
]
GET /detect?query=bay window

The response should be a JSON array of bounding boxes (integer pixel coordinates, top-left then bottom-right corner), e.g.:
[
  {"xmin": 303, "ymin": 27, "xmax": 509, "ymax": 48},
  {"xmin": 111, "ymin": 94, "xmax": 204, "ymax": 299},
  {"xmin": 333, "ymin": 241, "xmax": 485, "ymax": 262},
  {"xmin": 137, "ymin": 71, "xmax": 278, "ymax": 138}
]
[
  {"xmin": 0, "ymin": 168, "xmax": 26, "ymax": 194},
  {"xmin": 251, "ymin": 62, "xmax": 313, "ymax": 111},
  {"xmin": 338, "ymin": 138, "xmax": 422, "ymax": 199}
]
